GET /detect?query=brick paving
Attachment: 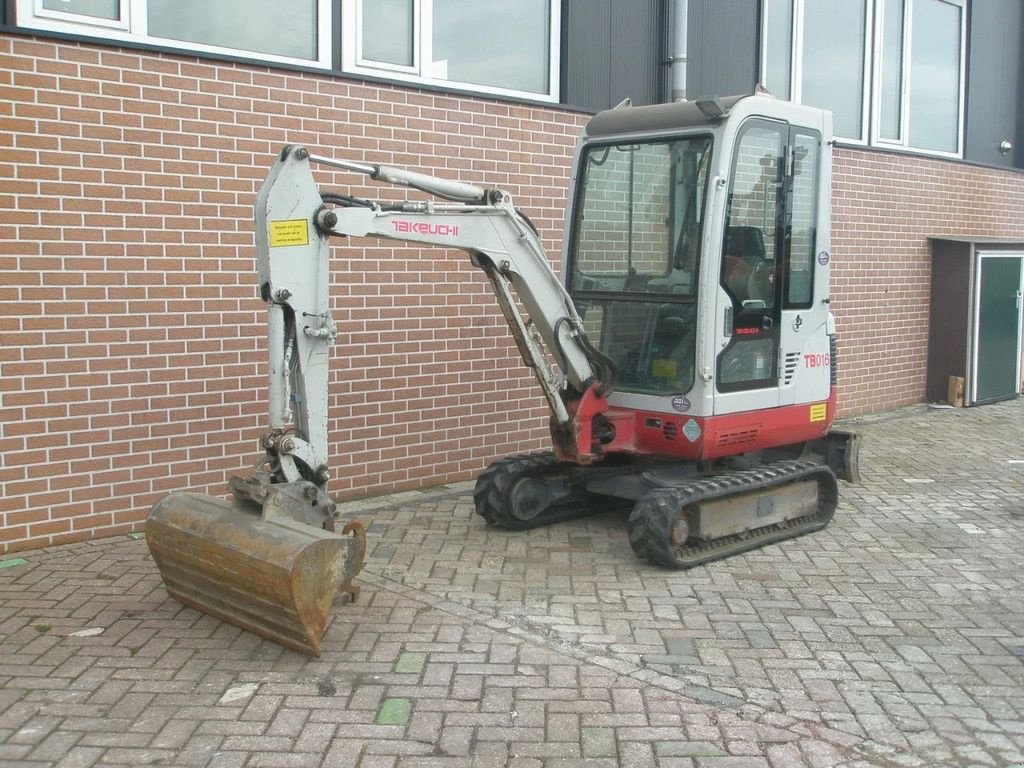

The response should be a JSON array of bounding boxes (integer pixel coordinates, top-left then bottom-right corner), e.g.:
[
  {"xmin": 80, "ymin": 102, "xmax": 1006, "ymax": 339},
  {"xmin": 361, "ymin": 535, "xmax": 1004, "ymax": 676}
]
[{"xmin": 1, "ymin": 399, "xmax": 1023, "ymax": 767}]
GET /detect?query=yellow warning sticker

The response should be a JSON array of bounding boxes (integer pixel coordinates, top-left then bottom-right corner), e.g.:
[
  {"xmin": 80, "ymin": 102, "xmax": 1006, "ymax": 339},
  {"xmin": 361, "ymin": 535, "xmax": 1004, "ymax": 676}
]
[
  {"xmin": 269, "ymin": 219, "xmax": 309, "ymax": 247},
  {"xmin": 809, "ymin": 403, "xmax": 827, "ymax": 422},
  {"xmin": 652, "ymin": 358, "xmax": 677, "ymax": 378}
]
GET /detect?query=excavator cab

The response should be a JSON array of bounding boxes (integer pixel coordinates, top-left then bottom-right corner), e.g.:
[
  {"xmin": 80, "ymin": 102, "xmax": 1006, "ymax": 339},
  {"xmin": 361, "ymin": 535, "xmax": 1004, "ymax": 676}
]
[
  {"xmin": 563, "ymin": 95, "xmax": 841, "ymax": 452},
  {"xmin": 514, "ymin": 94, "xmax": 859, "ymax": 565}
]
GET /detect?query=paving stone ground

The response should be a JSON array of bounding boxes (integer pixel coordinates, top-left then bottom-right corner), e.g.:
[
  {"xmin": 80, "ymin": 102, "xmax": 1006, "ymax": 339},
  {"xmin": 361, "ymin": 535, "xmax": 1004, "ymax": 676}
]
[{"xmin": 1, "ymin": 399, "xmax": 1023, "ymax": 767}]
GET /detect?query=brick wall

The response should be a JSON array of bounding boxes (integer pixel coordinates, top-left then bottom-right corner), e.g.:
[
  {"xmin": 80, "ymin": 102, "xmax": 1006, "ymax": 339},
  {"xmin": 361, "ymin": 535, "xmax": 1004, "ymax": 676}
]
[
  {"xmin": 830, "ymin": 148, "xmax": 1024, "ymax": 414},
  {"xmin": 0, "ymin": 36, "xmax": 585, "ymax": 553},
  {"xmin": 2, "ymin": 35, "xmax": 1024, "ymax": 552}
]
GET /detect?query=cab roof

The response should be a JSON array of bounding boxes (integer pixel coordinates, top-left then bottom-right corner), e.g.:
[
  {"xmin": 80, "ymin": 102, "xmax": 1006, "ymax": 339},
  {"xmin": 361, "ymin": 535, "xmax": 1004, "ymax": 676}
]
[{"xmin": 583, "ymin": 94, "xmax": 749, "ymax": 139}]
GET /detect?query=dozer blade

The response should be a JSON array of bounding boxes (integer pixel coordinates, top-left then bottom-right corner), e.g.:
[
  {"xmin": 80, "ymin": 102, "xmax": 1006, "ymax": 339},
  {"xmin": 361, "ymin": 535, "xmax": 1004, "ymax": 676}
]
[{"xmin": 146, "ymin": 491, "xmax": 365, "ymax": 656}]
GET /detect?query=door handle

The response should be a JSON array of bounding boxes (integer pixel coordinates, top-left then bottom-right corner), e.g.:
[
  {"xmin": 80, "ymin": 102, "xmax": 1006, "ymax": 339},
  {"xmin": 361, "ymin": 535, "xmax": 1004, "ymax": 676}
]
[{"xmin": 762, "ymin": 316, "xmax": 774, "ymax": 331}]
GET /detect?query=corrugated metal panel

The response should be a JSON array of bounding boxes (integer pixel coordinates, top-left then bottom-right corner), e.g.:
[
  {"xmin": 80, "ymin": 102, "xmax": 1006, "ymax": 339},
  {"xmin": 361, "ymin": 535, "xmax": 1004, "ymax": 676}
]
[
  {"xmin": 686, "ymin": 0, "xmax": 758, "ymax": 100},
  {"xmin": 563, "ymin": 0, "xmax": 613, "ymax": 111},
  {"xmin": 609, "ymin": 0, "xmax": 665, "ymax": 107},
  {"xmin": 965, "ymin": 0, "xmax": 1023, "ymax": 168},
  {"xmin": 563, "ymin": 0, "xmax": 666, "ymax": 111}
]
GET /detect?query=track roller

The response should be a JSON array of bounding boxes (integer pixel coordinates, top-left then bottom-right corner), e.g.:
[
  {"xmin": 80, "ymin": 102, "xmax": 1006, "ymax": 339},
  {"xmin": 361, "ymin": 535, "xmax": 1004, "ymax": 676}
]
[{"xmin": 627, "ymin": 460, "xmax": 839, "ymax": 569}]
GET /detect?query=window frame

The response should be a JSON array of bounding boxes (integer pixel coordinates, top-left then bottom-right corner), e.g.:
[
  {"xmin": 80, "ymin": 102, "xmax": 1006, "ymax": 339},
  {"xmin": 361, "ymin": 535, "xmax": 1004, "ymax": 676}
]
[
  {"xmin": 760, "ymin": 0, "xmax": 968, "ymax": 158},
  {"xmin": 760, "ymin": 0, "xmax": 874, "ymax": 145},
  {"xmin": 33, "ymin": 0, "xmax": 130, "ymax": 31},
  {"xmin": 353, "ymin": 0, "xmax": 421, "ymax": 75},
  {"xmin": 15, "ymin": 0, "xmax": 334, "ymax": 68},
  {"xmin": 869, "ymin": 0, "xmax": 967, "ymax": 158},
  {"xmin": 340, "ymin": 0, "xmax": 562, "ymax": 103},
  {"xmin": 567, "ymin": 134, "xmax": 715, "ymax": 299}
]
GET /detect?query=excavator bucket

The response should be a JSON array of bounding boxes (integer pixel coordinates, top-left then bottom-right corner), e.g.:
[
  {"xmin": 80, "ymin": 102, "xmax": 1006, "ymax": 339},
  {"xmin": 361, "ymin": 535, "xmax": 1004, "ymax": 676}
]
[{"xmin": 146, "ymin": 490, "xmax": 365, "ymax": 656}]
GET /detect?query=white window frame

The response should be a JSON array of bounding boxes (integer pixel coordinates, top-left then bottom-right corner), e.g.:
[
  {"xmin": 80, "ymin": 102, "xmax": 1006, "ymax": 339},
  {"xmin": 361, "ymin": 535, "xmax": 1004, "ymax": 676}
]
[
  {"xmin": 870, "ymin": 0, "xmax": 967, "ymax": 158},
  {"xmin": 761, "ymin": 0, "xmax": 968, "ymax": 157},
  {"xmin": 33, "ymin": 0, "xmax": 130, "ymax": 31},
  {"xmin": 353, "ymin": 0, "xmax": 421, "ymax": 76},
  {"xmin": 340, "ymin": 0, "xmax": 561, "ymax": 103},
  {"xmin": 15, "ymin": 0, "xmax": 334, "ymax": 69},
  {"xmin": 759, "ymin": 0, "xmax": 873, "ymax": 145}
]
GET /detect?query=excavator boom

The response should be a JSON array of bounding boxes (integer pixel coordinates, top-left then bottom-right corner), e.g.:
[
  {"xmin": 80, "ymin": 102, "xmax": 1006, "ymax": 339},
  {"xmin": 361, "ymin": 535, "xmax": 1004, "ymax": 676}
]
[{"xmin": 146, "ymin": 143, "xmax": 609, "ymax": 656}]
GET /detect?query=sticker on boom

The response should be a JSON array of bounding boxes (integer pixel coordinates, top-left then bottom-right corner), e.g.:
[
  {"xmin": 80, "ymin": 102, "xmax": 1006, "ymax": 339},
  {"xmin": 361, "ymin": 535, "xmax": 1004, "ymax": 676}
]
[
  {"xmin": 809, "ymin": 403, "xmax": 827, "ymax": 422},
  {"xmin": 269, "ymin": 219, "xmax": 310, "ymax": 247},
  {"xmin": 392, "ymin": 220, "xmax": 460, "ymax": 237}
]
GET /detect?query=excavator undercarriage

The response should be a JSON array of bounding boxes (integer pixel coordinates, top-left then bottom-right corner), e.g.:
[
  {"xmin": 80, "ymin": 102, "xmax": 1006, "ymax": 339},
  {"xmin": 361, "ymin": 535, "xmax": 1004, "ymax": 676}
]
[{"xmin": 474, "ymin": 427, "xmax": 858, "ymax": 569}]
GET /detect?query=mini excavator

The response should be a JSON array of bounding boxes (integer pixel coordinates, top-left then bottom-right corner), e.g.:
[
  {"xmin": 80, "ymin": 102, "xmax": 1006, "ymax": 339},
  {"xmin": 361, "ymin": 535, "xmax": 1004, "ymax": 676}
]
[{"xmin": 147, "ymin": 93, "xmax": 860, "ymax": 655}]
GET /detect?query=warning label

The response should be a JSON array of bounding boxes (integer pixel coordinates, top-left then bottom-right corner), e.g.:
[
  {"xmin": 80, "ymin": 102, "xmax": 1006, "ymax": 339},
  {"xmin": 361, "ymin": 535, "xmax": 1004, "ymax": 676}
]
[
  {"xmin": 809, "ymin": 403, "xmax": 827, "ymax": 422},
  {"xmin": 269, "ymin": 219, "xmax": 309, "ymax": 248},
  {"xmin": 652, "ymin": 358, "xmax": 677, "ymax": 378}
]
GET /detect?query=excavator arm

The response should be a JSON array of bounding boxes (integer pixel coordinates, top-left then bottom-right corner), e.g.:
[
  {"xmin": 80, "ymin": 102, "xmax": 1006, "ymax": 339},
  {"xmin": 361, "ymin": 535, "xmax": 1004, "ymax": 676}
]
[
  {"xmin": 257, "ymin": 145, "xmax": 616, "ymax": 468},
  {"xmin": 147, "ymin": 144, "xmax": 617, "ymax": 658}
]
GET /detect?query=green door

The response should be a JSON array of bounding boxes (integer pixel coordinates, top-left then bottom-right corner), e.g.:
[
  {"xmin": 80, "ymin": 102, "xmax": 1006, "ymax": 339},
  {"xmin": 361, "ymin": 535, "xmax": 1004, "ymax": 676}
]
[{"xmin": 974, "ymin": 254, "xmax": 1023, "ymax": 404}]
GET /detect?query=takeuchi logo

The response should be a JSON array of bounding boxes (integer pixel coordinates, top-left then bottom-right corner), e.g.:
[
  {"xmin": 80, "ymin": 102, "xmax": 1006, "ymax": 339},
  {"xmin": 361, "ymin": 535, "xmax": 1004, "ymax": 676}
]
[{"xmin": 392, "ymin": 220, "xmax": 460, "ymax": 237}]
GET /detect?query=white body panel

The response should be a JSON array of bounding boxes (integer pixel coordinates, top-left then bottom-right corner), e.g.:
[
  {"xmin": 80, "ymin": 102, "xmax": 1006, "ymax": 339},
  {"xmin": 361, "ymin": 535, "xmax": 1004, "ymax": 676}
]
[{"xmin": 563, "ymin": 94, "xmax": 835, "ymax": 421}]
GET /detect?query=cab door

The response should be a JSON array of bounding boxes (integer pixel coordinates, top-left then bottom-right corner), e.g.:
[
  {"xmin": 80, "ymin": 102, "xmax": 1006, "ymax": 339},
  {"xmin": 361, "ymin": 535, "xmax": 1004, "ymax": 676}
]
[
  {"xmin": 714, "ymin": 120, "xmax": 829, "ymax": 415},
  {"xmin": 777, "ymin": 128, "xmax": 830, "ymax": 407},
  {"xmin": 714, "ymin": 120, "xmax": 785, "ymax": 416}
]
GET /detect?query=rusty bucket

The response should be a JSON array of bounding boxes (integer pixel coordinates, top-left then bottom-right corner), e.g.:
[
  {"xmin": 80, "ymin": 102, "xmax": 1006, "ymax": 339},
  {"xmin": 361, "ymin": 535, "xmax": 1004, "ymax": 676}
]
[{"xmin": 146, "ymin": 491, "xmax": 365, "ymax": 656}]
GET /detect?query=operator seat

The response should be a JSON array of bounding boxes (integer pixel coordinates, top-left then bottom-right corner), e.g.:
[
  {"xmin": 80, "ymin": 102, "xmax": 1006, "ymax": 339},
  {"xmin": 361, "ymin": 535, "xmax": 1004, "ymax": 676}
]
[{"xmin": 723, "ymin": 226, "xmax": 768, "ymax": 302}]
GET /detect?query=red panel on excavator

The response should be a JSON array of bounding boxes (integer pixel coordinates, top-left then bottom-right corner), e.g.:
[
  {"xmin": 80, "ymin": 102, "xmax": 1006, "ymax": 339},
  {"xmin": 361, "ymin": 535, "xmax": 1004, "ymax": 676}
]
[{"xmin": 601, "ymin": 392, "xmax": 835, "ymax": 461}]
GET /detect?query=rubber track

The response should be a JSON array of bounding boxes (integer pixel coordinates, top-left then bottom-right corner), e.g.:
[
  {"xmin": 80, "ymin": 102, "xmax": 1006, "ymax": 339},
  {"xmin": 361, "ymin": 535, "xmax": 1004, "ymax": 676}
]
[
  {"xmin": 627, "ymin": 460, "xmax": 839, "ymax": 570},
  {"xmin": 473, "ymin": 453, "xmax": 622, "ymax": 531}
]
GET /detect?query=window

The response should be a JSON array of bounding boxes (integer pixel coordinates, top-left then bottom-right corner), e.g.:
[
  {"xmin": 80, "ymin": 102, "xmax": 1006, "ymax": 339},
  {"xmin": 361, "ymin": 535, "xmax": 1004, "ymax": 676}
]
[
  {"xmin": 718, "ymin": 122, "xmax": 782, "ymax": 390},
  {"xmin": 570, "ymin": 137, "xmax": 713, "ymax": 297},
  {"xmin": 800, "ymin": 0, "xmax": 870, "ymax": 142},
  {"xmin": 873, "ymin": 0, "xmax": 966, "ymax": 154},
  {"xmin": 573, "ymin": 142, "xmax": 676, "ymax": 288},
  {"xmin": 721, "ymin": 126, "xmax": 781, "ymax": 310},
  {"xmin": 762, "ymin": 0, "xmax": 966, "ymax": 155},
  {"xmin": 786, "ymin": 132, "xmax": 820, "ymax": 307},
  {"xmin": 762, "ymin": 0, "xmax": 793, "ymax": 100},
  {"xmin": 341, "ymin": 0, "xmax": 560, "ymax": 101},
  {"xmin": 717, "ymin": 121, "xmax": 822, "ymax": 391},
  {"xmin": 360, "ymin": 0, "xmax": 415, "ymax": 68},
  {"xmin": 147, "ymin": 1, "xmax": 318, "ymax": 61},
  {"xmin": 566, "ymin": 137, "xmax": 712, "ymax": 397},
  {"xmin": 18, "ymin": 0, "xmax": 560, "ymax": 102},
  {"xmin": 763, "ymin": 0, "xmax": 871, "ymax": 143},
  {"xmin": 39, "ymin": 0, "xmax": 123, "ymax": 26},
  {"xmin": 16, "ymin": 0, "xmax": 331, "ymax": 66}
]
